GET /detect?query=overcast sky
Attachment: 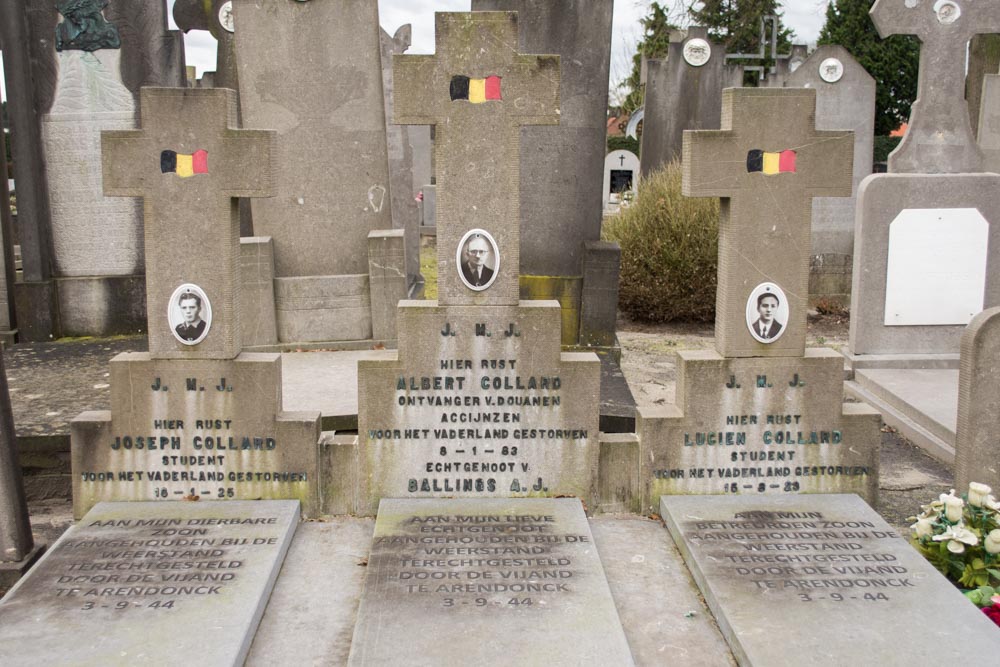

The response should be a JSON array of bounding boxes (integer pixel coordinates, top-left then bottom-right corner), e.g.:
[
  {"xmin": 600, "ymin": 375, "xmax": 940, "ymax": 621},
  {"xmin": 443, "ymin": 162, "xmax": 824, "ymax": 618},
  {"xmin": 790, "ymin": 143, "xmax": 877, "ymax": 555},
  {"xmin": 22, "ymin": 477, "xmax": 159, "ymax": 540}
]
[{"xmin": 171, "ymin": 0, "xmax": 831, "ymax": 88}]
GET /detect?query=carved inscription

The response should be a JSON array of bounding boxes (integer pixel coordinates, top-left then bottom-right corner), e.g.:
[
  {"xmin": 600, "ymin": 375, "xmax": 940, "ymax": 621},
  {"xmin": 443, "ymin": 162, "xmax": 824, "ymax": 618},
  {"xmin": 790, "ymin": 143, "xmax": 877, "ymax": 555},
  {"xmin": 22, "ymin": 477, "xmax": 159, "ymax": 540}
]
[{"xmin": 684, "ymin": 510, "xmax": 909, "ymax": 601}]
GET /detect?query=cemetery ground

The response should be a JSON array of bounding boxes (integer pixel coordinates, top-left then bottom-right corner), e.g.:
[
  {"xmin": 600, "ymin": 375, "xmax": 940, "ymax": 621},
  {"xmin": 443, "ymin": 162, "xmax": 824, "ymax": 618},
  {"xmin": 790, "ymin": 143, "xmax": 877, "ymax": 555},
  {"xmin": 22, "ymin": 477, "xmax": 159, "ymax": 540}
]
[{"xmin": 2, "ymin": 242, "xmax": 951, "ymax": 599}]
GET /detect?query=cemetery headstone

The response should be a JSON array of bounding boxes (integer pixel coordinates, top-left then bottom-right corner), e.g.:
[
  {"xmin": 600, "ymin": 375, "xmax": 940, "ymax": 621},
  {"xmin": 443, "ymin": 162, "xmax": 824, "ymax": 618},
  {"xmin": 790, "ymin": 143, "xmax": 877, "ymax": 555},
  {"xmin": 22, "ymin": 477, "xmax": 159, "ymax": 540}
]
[
  {"xmin": 967, "ymin": 34, "xmax": 1000, "ymax": 137},
  {"xmin": 0, "ymin": 501, "xmax": 299, "ymax": 666},
  {"xmin": 348, "ymin": 498, "xmax": 634, "ymax": 665},
  {"xmin": 0, "ymin": 131, "xmax": 15, "ymax": 342},
  {"xmin": 978, "ymin": 73, "xmax": 1000, "ymax": 172},
  {"xmin": 354, "ymin": 12, "xmax": 601, "ymax": 515},
  {"xmin": 870, "ymin": 0, "xmax": 1000, "ymax": 173},
  {"xmin": 785, "ymin": 45, "xmax": 875, "ymax": 307},
  {"xmin": 954, "ymin": 307, "xmax": 1000, "ymax": 491},
  {"xmin": 640, "ymin": 28, "xmax": 741, "ymax": 178},
  {"xmin": 603, "ymin": 149, "xmax": 639, "ymax": 213},
  {"xmin": 661, "ymin": 494, "xmax": 1000, "ymax": 665},
  {"xmin": 471, "ymin": 0, "xmax": 618, "ymax": 348},
  {"xmin": 234, "ymin": 0, "xmax": 395, "ymax": 344},
  {"xmin": 42, "ymin": 0, "xmax": 145, "ymax": 336},
  {"xmin": 70, "ymin": 88, "xmax": 320, "ymax": 518},
  {"xmin": 380, "ymin": 24, "xmax": 421, "ymax": 290},
  {"xmin": 0, "ymin": 348, "xmax": 34, "ymax": 567},
  {"xmin": 637, "ymin": 89, "xmax": 880, "ymax": 512}
]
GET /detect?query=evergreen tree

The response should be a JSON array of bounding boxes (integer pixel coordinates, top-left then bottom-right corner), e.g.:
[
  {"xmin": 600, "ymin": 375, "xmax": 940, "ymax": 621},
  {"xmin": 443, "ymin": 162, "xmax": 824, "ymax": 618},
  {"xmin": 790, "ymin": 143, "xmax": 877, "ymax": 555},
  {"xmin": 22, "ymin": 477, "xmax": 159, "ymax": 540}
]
[
  {"xmin": 618, "ymin": 2, "xmax": 679, "ymax": 115},
  {"xmin": 818, "ymin": 0, "xmax": 919, "ymax": 135},
  {"xmin": 688, "ymin": 0, "xmax": 794, "ymax": 84}
]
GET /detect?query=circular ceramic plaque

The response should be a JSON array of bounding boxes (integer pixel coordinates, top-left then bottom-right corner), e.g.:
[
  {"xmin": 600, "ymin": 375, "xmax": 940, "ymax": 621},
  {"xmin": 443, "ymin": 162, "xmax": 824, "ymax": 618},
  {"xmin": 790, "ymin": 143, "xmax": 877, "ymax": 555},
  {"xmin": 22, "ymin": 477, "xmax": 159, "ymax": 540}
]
[
  {"xmin": 168, "ymin": 283, "xmax": 212, "ymax": 346},
  {"xmin": 683, "ymin": 38, "xmax": 712, "ymax": 67},
  {"xmin": 745, "ymin": 283, "xmax": 789, "ymax": 345},
  {"xmin": 934, "ymin": 0, "xmax": 961, "ymax": 24},
  {"xmin": 819, "ymin": 58, "xmax": 845, "ymax": 84},
  {"xmin": 218, "ymin": 1, "xmax": 235, "ymax": 33},
  {"xmin": 456, "ymin": 229, "xmax": 500, "ymax": 292}
]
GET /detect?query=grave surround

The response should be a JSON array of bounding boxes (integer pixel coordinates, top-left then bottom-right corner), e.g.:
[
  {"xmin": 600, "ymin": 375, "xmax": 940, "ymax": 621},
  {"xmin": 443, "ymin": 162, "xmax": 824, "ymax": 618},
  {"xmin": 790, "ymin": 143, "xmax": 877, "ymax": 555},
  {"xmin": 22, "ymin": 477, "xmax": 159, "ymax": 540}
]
[{"xmin": 0, "ymin": 501, "xmax": 299, "ymax": 667}]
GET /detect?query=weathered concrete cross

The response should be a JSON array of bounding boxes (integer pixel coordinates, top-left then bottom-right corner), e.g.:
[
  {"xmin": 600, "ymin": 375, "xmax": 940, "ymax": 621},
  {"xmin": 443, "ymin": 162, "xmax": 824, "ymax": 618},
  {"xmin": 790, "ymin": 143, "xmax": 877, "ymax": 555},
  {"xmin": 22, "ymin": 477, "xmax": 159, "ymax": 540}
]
[
  {"xmin": 871, "ymin": 0, "xmax": 1000, "ymax": 173},
  {"xmin": 683, "ymin": 88, "xmax": 853, "ymax": 358},
  {"xmin": 393, "ymin": 12, "xmax": 559, "ymax": 307},
  {"xmin": 102, "ymin": 88, "xmax": 274, "ymax": 360}
]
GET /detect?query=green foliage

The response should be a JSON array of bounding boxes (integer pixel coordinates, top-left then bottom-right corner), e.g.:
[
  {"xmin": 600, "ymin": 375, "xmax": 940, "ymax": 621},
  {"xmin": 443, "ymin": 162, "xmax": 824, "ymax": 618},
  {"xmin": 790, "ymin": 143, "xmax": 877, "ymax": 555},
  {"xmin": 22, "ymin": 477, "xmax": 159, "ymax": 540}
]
[
  {"xmin": 619, "ymin": 2, "xmax": 679, "ymax": 115},
  {"xmin": 689, "ymin": 0, "xmax": 794, "ymax": 55},
  {"xmin": 602, "ymin": 161, "xmax": 718, "ymax": 322},
  {"xmin": 873, "ymin": 135, "xmax": 902, "ymax": 163},
  {"xmin": 607, "ymin": 135, "xmax": 640, "ymax": 156},
  {"xmin": 818, "ymin": 0, "xmax": 919, "ymax": 135}
]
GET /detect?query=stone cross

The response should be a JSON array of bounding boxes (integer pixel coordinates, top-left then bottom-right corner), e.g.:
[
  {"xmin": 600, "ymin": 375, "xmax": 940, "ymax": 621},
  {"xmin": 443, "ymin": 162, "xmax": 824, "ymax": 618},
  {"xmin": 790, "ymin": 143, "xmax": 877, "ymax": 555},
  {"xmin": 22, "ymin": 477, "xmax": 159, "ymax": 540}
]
[
  {"xmin": 870, "ymin": 0, "xmax": 1000, "ymax": 173},
  {"xmin": 683, "ymin": 88, "xmax": 853, "ymax": 358},
  {"xmin": 393, "ymin": 12, "xmax": 560, "ymax": 307},
  {"xmin": 102, "ymin": 88, "xmax": 273, "ymax": 360}
]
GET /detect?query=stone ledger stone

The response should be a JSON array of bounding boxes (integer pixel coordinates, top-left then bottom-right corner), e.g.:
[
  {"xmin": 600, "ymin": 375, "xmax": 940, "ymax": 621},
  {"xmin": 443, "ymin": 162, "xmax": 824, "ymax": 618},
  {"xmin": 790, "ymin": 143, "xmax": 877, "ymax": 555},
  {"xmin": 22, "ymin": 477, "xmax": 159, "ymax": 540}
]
[
  {"xmin": 234, "ymin": 0, "xmax": 392, "ymax": 343},
  {"xmin": 640, "ymin": 27, "xmax": 740, "ymax": 177},
  {"xmin": 347, "ymin": 498, "xmax": 634, "ymax": 666},
  {"xmin": 849, "ymin": 173, "xmax": 1000, "ymax": 356},
  {"xmin": 661, "ymin": 494, "xmax": 1000, "ymax": 665},
  {"xmin": 0, "ymin": 500, "xmax": 299, "ymax": 666},
  {"xmin": 954, "ymin": 307, "xmax": 1000, "ymax": 491}
]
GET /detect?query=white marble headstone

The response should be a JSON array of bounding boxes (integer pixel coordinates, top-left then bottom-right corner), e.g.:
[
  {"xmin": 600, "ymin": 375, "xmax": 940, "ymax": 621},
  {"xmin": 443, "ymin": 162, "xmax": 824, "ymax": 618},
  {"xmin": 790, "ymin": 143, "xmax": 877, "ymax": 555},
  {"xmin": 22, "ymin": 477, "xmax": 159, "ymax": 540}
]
[{"xmin": 603, "ymin": 149, "xmax": 639, "ymax": 212}]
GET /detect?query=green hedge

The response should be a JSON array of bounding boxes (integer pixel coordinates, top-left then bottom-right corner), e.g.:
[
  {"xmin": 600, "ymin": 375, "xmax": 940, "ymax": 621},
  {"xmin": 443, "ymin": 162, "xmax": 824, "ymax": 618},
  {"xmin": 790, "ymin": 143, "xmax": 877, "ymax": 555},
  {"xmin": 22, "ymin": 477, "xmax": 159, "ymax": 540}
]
[
  {"xmin": 607, "ymin": 135, "xmax": 639, "ymax": 155},
  {"xmin": 603, "ymin": 161, "xmax": 719, "ymax": 322},
  {"xmin": 873, "ymin": 135, "xmax": 902, "ymax": 163}
]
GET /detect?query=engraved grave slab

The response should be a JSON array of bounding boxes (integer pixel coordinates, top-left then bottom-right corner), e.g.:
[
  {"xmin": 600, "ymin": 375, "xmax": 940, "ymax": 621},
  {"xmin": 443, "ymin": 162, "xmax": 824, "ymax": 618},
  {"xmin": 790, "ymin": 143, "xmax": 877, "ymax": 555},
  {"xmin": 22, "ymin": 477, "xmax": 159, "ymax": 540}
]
[
  {"xmin": 661, "ymin": 494, "xmax": 1000, "ymax": 666},
  {"xmin": 348, "ymin": 498, "xmax": 634, "ymax": 666},
  {"xmin": 0, "ymin": 500, "xmax": 299, "ymax": 667}
]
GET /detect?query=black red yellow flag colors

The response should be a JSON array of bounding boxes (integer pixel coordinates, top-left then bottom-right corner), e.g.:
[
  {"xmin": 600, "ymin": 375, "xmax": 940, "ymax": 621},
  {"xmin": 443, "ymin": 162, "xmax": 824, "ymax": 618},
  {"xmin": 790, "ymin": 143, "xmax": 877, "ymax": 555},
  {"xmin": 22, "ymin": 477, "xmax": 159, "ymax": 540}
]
[{"xmin": 160, "ymin": 149, "xmax": 209, "ymax": 177}]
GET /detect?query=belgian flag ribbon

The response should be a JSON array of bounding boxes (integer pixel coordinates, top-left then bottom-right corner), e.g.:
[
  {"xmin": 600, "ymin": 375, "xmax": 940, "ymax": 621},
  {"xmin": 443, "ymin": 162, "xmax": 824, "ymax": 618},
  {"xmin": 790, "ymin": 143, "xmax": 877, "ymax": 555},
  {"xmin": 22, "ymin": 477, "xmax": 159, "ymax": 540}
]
[
  {"xmin": 450, "ymin": 75, "xmax": 502, "ymax": 103},
  {"xmin": 161, "ymin": 149, "xmax": 209, "ymax": 178},
  {"xmin": 746, "ymin": 149, "xmax": 797, "ymax": 175}
]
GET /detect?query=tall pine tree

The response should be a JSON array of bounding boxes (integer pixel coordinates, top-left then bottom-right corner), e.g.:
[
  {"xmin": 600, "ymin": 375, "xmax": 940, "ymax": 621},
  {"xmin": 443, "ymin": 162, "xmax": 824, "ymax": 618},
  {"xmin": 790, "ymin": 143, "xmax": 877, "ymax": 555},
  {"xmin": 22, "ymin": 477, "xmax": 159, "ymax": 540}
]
[
  {"xmin": 688, "ymin": 0, "xmax": 794, "ymax": 84},
  {"xmin": 618, "ymin": 2, "xmax": 679, "ymax": 114},
  {"xmin": 818, "ymin": 0, "xmax": 919, "ymax": 135}
]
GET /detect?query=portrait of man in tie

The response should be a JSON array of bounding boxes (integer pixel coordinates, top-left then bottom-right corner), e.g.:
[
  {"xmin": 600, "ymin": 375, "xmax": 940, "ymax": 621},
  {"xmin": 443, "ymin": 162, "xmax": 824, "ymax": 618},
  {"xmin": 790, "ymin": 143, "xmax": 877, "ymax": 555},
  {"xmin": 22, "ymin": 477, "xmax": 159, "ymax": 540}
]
[
  {"xmin": 746, "ymin": 283, "xmax": 787, "ymax": 344},
  {"xmin": 168, "ymin": 283, "xmax": 212, "ymax": 346},
  {"xmin": 457, "ymin": 229, "xmax": 499, "ymax": 291}
]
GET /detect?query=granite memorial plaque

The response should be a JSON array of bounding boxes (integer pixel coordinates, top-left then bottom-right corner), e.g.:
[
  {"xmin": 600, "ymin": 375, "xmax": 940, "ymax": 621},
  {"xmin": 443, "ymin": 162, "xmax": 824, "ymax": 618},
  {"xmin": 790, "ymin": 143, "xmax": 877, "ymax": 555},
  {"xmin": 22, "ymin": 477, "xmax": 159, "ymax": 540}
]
[
  {"xmin": 661, "ymin": 494, "xmax": 1000, "ymax": 665},
  {"xmin": 355, "ymin": 12, "xmax": 601, "ymax": 515},
  {"xmin": 0, "ymin": 500, "xmax": 299, "ymax": 666},
  {"xmin": 348, "ymin": 498, "xmax": 633, "ymax": 666},
  {"xmin": 637, "ymin": 89, "xmax": 880, "ymax": 512},
  {"xmin": 72, "ymin": 88, "xmax": 321, "ymax": 518}
]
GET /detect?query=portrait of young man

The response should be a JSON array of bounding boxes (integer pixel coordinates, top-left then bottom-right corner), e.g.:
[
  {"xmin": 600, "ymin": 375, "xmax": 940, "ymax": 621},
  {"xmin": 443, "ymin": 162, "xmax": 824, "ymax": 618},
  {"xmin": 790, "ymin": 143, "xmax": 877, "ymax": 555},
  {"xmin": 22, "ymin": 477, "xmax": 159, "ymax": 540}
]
[
  {"xmin": 174, "ymin": 290, "xmax": 207, "ymax": 342},
  {"xmin": 751, "ymin": 291, "xmax": 783, "ymax": 340}
]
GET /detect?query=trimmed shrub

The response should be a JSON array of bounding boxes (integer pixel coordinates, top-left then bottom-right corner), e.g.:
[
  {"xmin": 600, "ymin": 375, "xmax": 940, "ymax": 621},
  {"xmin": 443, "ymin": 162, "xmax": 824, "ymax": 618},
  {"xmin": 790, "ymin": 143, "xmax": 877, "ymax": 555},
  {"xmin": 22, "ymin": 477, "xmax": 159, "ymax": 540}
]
[
  {"xmin": 873, "ymin": 135, "xmax": 902, "ymax": 163},
  {"xmin": 603, "ymin": 160, "xmax": 719, "ymax": 322},
  {"xmin": 607, "ymin": 134, "xmax": 640, "ymax": 156}
]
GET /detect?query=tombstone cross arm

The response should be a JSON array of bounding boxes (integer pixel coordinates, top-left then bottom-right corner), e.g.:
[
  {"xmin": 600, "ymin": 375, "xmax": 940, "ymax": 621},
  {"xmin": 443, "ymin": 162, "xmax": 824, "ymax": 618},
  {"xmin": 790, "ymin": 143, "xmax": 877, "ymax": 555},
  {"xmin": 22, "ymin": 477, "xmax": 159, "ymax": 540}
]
[
  {"xmin": 869, "ymin": 0, "xmax": 927, "ymax": 38},
  {"xmin": 681, "ymin": 130, "xmax": 740, "ymax": 198},
  {"xmin": 870, "ymin": 0, "xmax": 1000, "ymax": 41},
  {"xmin": 392, "ymin": 55, "xmax": 439, "ymax": 126}
]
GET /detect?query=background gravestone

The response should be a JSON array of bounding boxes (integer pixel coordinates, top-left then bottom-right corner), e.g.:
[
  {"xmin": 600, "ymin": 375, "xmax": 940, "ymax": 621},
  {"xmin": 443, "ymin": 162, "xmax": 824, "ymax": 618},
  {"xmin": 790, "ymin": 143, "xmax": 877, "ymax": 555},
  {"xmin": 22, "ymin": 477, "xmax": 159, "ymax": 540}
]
[
  {"xmin": 785, "ymin": 45, "xmax": 875, "ymax": 308},
  {"xmin": 380, "ymin": 24, "xmax": 421, "ymax": 292},
  {"xmin": 71, "ymin": 88, "xmax": 321, "ymax": 518},
  {"xmin": 471, "ymin": 0, "xmax": 617, "ymax": 348},
  {"xmin": 353, "ymin": 12, "xmax": 601, "ymax": 516},
  {"xmin": 639, "ymin": 27, "xmax": 741, "ymax": 178},
  {"xmin": 637, "ymin": 89, "xmax": 880, "ymax": 513},
  {"xmin": 954, "ymin": 307, "xmax": 1000, "ymax": 491},
  {"xmin": 603, "ymin": 149, "xmax": 639, "ymax": 213},
  {"xmin": 977, "ymin": 72, "xmax": 1000, "ymax": 172},
  {"xmin": 233, "ymin": 0, "xmax": 395, "ymax": 344}
]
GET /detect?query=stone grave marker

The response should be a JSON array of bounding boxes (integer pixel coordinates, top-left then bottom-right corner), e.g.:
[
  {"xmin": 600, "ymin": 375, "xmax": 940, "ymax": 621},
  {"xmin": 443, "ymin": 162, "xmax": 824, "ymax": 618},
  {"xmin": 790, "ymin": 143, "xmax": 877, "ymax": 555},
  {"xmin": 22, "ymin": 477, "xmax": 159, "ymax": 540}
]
[
  {"xmin": 472, "ymin": 0, "xmax": 617, "ymax": 348},
  {"xmin": 954, "ymin": 307, "xmax": 1000, "ymax": 491},
  {"xmin": 42, "ymin": 0, "xmax": 145, "ymax": 336},
  {"xmin": 870, "ymin": 0, "xmax": 1000, "ymax": 174},
  {"xmin": 785, "ymin": 45, "xmax": 875, "ymax": 307},
  {"xmin": 380, "ymin": 24, "xmax": 421, "ymax": 290},
  {"xmin": 661, "ymin": 494, "xmax": 1000, "ymax": 665},
  {"xmin": 978, "ymin": 72, "xmax": 1000, "ymax": 172},
  {"xmin": 234, "ymin": 0, "xmax": 396, "ymax": 344},
  {"xmin": 639, "ymin": 26, "xmax": 741, "ymax": 178},
  {"xmin": 354, "ymin": 12, "xmax": 601, "ymax": 515},
  {"xmin": 70, "ymin": 88, "xmax": 320, "ymax": 518},
  {"xmin": 0, "ymin": 500, "xmax": 299, "ymax": 666},
  {"xmin": 636, "ymin": 89, "xmax": 880, "ymax": 511},
  {"xmin": 603, "ymin": 149, "xmax": 639, "ymax": 213},
  {"xmin": 348, "ymin": 498, "xmax": 633, "ymax": 665}
]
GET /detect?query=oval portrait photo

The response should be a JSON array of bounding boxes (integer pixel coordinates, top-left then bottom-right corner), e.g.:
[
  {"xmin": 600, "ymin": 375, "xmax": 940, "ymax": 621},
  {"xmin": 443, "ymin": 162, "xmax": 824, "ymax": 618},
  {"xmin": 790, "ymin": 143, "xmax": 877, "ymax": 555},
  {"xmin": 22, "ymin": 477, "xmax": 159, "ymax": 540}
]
[
  {"xmin": 168, "ymin": 283, "xmax": 212, "ymax": 346},
  {"xmin": 745, "ymin": 282, "xmax": 788, "ymax": 344},
  {"xmin": 457, "ymin": 229, "xmax": 500, "ymax": 291}
]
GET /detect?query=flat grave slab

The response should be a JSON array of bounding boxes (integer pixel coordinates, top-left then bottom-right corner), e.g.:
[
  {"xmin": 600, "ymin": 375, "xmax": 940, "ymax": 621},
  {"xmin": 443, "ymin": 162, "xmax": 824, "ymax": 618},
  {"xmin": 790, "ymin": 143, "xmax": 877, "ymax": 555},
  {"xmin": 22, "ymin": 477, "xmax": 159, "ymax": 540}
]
[
  {"xmin": 0, "ymin": 500, "xmax": 299, "ymax": 666},
  {"xmin": 661, "ymin": 494, "xmax": 1000, "ymax": 666},
  {"xmin": 348, "ymin": 498, "xmax": 634, "ymax": 666}
]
